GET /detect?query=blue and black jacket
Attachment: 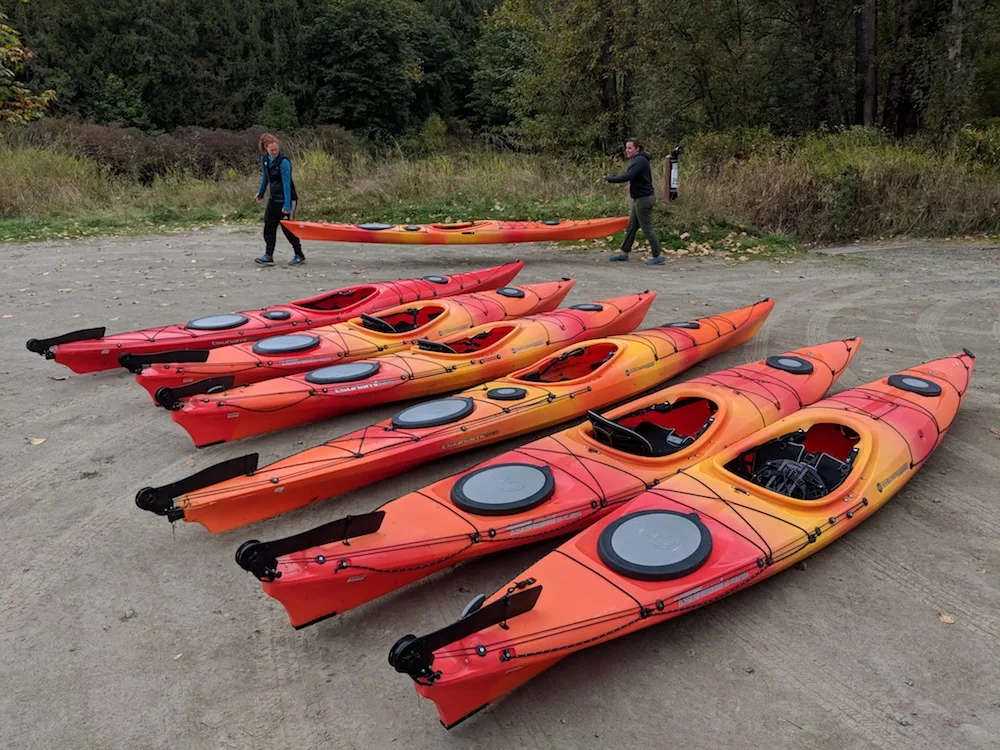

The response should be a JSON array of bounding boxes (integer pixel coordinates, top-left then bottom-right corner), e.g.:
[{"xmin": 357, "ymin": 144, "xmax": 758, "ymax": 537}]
[{"xmin": 258, "ymin": 152, "xmax": 299, "ymax": 212}]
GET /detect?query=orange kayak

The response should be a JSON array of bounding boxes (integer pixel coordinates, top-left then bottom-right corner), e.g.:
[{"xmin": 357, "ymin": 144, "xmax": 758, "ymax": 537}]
[
  {"xmin": 133, "ymin": 279, "xmax": 574, "ymax": 406},
  {"xmin": 282, "ymin": 218, "xmax": 629, "ymax": 244},
  {"xmin": 389, "ymin": 350, "xmax": 975, "ymax": 729},
  {"xmin": 168, "ymin": 292, "xmax": 657, "ymax": 447},
  {"xmin": 237, "ymin": 337, "xmax": 857, "ymax": 628},
  {"xmin": 27, "ymin": 261, "xmax": 523, "ymax": 374},
  {"xmin": 136, "ymin": 298, "xmax": 773, "ymax": 533}
]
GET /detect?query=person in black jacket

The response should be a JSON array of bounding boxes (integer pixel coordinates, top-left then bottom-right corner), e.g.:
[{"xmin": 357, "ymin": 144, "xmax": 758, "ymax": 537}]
[
  {"xmin": 254, "ymin": 133, "xmax": 305, "ymax": 266},
  {"xmin": 604, "ymin": 137, "xmax": 664, "ymax": 265}
]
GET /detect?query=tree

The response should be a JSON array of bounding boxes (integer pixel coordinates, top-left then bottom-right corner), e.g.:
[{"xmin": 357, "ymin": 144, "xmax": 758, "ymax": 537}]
[
  {"xmin": 85, "ymin": 73, "xmax": 151, "ymax": 129},
  {"xmin": 854, "ymin": 0, "xmax": 877, "ymax": 125},
  {"xmin": 0, "ymin": 9, "xmax": 54, "ymax": 129},
  {"xmin": 260, "ymin": 88, "xmax": 299, "ymax": 130}
]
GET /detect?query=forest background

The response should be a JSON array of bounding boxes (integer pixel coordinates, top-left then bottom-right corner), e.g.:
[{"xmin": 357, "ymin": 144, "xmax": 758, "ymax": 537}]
[{"xmin": 4, "ymin": 0, "xmax": 1000, "ymax": 252}]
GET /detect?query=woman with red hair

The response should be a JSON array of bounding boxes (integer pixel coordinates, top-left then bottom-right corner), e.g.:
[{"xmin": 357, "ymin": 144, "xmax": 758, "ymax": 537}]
[{"xmin": 255, "ymin": 133, "xmax": 305, "ymax": 266}]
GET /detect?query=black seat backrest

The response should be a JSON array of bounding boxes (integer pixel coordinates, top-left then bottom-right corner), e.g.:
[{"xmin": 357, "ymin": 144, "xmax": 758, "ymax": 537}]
[
  {"xmin": 814, "ymin": 452, "xmax": 850, "ymax": 490},
  {"xmin": 634, "ymin": 422, "xmax": 695, "ymax": 456},
  {"xmin": 588, "ymin": 411, "xmax": 655, "ymax": 456}
]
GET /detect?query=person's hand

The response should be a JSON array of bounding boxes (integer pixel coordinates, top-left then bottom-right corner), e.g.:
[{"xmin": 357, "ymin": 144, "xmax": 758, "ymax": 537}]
[
  {"xmin": 281, "ymin": 209, "xmax": 291, "ymax": 217},
  {"xmin": 254, "ymin": 194, "xmax": 262, "ymax": 203}
]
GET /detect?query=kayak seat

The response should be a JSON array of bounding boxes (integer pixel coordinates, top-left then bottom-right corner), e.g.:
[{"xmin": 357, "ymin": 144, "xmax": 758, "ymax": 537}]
[{"xmin": 588, "ymin": 411, "xmax": 695, "ymax": 457}]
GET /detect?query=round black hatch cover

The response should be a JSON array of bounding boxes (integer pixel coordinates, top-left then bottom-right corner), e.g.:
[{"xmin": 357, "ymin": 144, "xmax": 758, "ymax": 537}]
[
  {"xmin": 888, "ymin": 373, "xmax": 942, "ymax": 397},
  {"xmin": 404, "ymin": 225, "xmax": 422, "ymax": 231},
  {"xmin": 497, "ymin": 287, "xmax": 525, "ymax": 298},
  {"xmin": 766, "ymin": 355, "xmax": 814, "ymax": 375},
  {"xmin": 305, "ymin": 361, "xmax": 381, "ymax": 385},
  {"xmin": 541, "ymin": 219, "xmax": 561, "ymax": 225},
  {"xmin": 187, "ymin": 314, "xmax": 249, "ymax": 331},
  {"xmin": 665, "ymin": 321, "xmax": 701, "ymax": 330},
  {"xmin": 391, "ymin": 397, "xmax": 475, "ymax": 429},
  {"xmin": 262, "ymin": 310, "xmax": 292, "ymax": 321},
  {"xmin": 487, "ymin": 386, "xmax": 527, "ymax": 401},
  {"xmin": 571, "ymin": 303, "xmax": 603, "ymax": 312},
  {"xmin": 451, "ymin": 463, "xmax": 555, "ymax": 516},
  {"xmin": 423, "ymin": 275, "xmax": 449, "ymax": 284},
  {"xmin": 359, "ymin": 223, "xmax": 395, "ymax": 230},
  {"xmin": 598, "ymin": 510, "xmax": 712, "ymax": 581},
  {"xmin": 251, "ymin": 334, "xmax": 320, "ymax": 355}
]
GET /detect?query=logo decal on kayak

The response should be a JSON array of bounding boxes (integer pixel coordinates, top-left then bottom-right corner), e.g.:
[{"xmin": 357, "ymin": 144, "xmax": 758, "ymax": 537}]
[
  {"xmin": 442, "ymin": 430, "xmax": 499, "ymax": 449},
  {"xmin": 877, "ymin": 463, "xmax": 908, "ymax": 492},
  {"xmin": 509, "ymin": 511, "xmax": 583, "ymax": 536},
  {"xmin": 278, "ymin": 356, "xmax": 337, "ymax": 367},
  {"xmin": 331, "ymin": 379, "xmax": 394, "ymax": 394},
  {"xmin": 678, "ymin": 571, "xmax": 750, "ymax": 608},
  {"xmin": 211, "ymin": 337, "xmax": 253, "ymax": 346},
  {"xmin": 626, "ymin": 361, "xmax": 655, "ymax": 376},
  {"xmin": 512, "ymin": 341, "xmax": 543, "ymax": 354}
]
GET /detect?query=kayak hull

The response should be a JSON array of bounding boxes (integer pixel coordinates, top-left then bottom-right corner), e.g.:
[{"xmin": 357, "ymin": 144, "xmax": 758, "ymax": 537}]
[
  {"xmin": 26, "ymin": 261, "xmax": 524, "ymax": 373},
  {"xmin": 249, "ymin": 337, "xmax": 859, "ymax": 627},
  {"xmin": 282, "ymin": 218, "xmax": 630, "ymax": 245},
  {"xmin": 395, "ymin": 351, "xmax": 975, "ymax": 728},
  {"xmin": 132, "ymin": 280, "xmax": 574, "ymax": 401},
  {"xmin": 170, "ymin": 292, "xmax": 657, "ymax": 447}
]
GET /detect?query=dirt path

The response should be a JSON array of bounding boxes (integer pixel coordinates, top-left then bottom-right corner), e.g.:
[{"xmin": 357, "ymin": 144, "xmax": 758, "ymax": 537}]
[{"xmin": 1, "ymin": 228, "xmax": 997, "ymax": 749}]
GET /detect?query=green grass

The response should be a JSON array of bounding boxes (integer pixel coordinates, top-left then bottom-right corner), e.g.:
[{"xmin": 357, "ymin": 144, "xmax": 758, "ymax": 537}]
[{"xmin": 8, "ymin": 126, "xmax": 1000, "ymax": 248}]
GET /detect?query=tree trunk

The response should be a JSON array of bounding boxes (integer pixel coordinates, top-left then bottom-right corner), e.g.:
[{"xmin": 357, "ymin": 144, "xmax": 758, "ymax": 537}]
[
  {"xmin": 941, "ymin": 0, "xmax": 967, "ymax": 141},
  {"xmin": 883, "ymin": 0, "xmax": 915, "ymax": 136},
  {"xmin": 854, "ymin": 0, "xmax": 878, "ymax": 125}
]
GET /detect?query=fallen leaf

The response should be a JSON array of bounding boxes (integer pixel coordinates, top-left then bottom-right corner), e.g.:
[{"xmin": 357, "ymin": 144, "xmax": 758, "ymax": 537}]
[
  {"xmin": 174, "ymin": 653, "xmax": 183, "ymax": 660},
  {"xmin": 26, "ymin": 437, "xmax": 46, "ymax": 446},
  {"xmin": 679, "ymin": 232, "xmax": 690, "ymax": 240},
  {"xmin": 72, "ymin": 314, "xmax": 81, "ymax": 318},
  {"xmin": 49, "ymin": 375, "xmax": 70, "ymax": 381},
  {"xmin": 1, "ymin": 314, "xmax": 12, "ymax": 319},
  {"xmin": 938, "ymin": 612, "xmax": 954, "ymax": 624},
  {"xmin": 989, "ymin": 428, "xmax": 1000, "ymax": 438},
  {"xmin": 184, "ymin": 458, "xmax": 196, "ymax": 467},
  {"xmin": 110, "ymin": 316, "xmax": 120, "ymax": 322}
]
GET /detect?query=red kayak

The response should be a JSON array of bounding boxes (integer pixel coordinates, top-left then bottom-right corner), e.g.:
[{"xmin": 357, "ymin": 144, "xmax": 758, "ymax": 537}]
[
  {"xmin": 132, "ymin": 280, "xmax": 574, "ymax": 406},
  {"xmin": 168, "ymin": 292, "xmax": 656, "ymax": 447},
  {"xmin": 25, "ymin": 261, "xmax": 523, "ymax": 373}
]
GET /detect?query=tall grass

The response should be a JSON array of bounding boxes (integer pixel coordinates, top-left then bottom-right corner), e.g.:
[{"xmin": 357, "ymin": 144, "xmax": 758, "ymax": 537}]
[{"xmin": 4, "ymin": 123, "xmax": 1000, "ymax": 243}]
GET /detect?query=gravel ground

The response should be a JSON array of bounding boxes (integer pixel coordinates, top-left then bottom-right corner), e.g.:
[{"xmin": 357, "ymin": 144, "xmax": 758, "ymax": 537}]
[{"xmin": 1, "ymin": 227, "xmax": 998, "ymax": 750}]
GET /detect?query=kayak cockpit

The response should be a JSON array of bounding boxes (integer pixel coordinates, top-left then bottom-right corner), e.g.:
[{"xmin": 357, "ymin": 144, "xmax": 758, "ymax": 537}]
[
  {"xmin": 417, "ymin": 324, "xmax": 517, "ymax": 355},
  {"xmin": 359, "ymin": 305, "xmax": 445, "ymax": 334},
  {"xmin": 724, "ymin": 423, "xmax": 861, "ymax": 500},
  {"xmin": 295, "ymin": 286, "xmax": 378, "ymax": 311},
  {"xmin": 515, "ymin": 342, "xmax": 620, "ymax": 383},
  {"xmin": 587, "ymin": 397, "xmax": 718, "ymax": 457}
]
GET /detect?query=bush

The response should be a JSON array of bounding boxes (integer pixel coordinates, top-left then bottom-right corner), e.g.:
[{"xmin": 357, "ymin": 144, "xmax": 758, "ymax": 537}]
[{"xmin": 259, "ymin": 89, "xmax": 299, "ymax": 130}]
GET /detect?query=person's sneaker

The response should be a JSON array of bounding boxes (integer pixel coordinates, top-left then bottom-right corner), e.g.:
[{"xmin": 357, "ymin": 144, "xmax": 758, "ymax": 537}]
[
  {"xmin": 609, "ymin": 252, "xmax": 629, "ymax": 262},
  {"xmin": 288, "ymin": 255, "xmax": 306, "ymax": 266},
  {"xmin": 645, "ymin": 255, "xmax": 666, "ymax": 266},
  {"xmin": 255, "ymin": 255, "xmax": 274, "ymax": 265}
]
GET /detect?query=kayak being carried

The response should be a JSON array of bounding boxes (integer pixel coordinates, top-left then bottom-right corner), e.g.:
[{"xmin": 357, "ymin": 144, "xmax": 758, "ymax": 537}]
[
  {"xmin": 234, "ymin": 334, "xmax": 853, "ymax": 621},
  {"xmin": 25, "ymin": 261, "xmax": 524, "ymax": 374},
  {"xmin": 136, "ymin": 298, "xmax": 774, "ymax": 532},
  {"xmin": 236, "ymin": 337, "xmax": 857, "ymax": 628},
  {"xmin": 282, "ymin": 218, "xmax": 630, "ymax": 245},
  {"xmin": 134, "ymin": 279, "xmax": 575, "ymax": 406},
  {"xmin": 388, "ymin": 350, "xmax": 975, "ymax": 729},
  {"xmin": 165, "ymin": 292, "xmax": 657, "ymax": 447}
]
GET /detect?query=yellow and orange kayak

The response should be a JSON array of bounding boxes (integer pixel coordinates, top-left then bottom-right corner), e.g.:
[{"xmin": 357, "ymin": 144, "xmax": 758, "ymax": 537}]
[
  {"xmin": 167, "ymin": 292, "xmax": 657, "ymax": 447},
  {"xmin": 136, "ymin": 299, "xmax": 774, "ymax": 532},
  {"xmin": 389, "ymin": 350, "xmax": 975, "ymax": 729},
  {"xmin": 236, "ymin": 337, "xmax": 858, "ymax": 628},
  {"xmin": 133, "ymin": 279, "xmax": 575, "ymax": 406},
  {"xmin": 282, "ymin": 218, "xmax": 629, "ymax": 245}
]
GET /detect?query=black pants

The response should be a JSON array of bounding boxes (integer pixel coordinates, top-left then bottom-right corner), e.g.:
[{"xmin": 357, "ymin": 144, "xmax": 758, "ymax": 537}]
[
  {"xmin": 263, "ymin": 200, "xmax": 303, "ymax": 257},
  {"xmin": 621, "ymin": 194, "xmax": 662, "ymax": 256}
]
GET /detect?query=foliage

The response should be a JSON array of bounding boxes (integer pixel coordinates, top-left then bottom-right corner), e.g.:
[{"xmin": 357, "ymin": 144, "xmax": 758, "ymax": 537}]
[
  {"xmin": 0, "ymin": 9, "xmax": 54, "ymax": 129},
  {"xmin": 259, "ymin": 88, "xmax": 299, "ymax": 130}
]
